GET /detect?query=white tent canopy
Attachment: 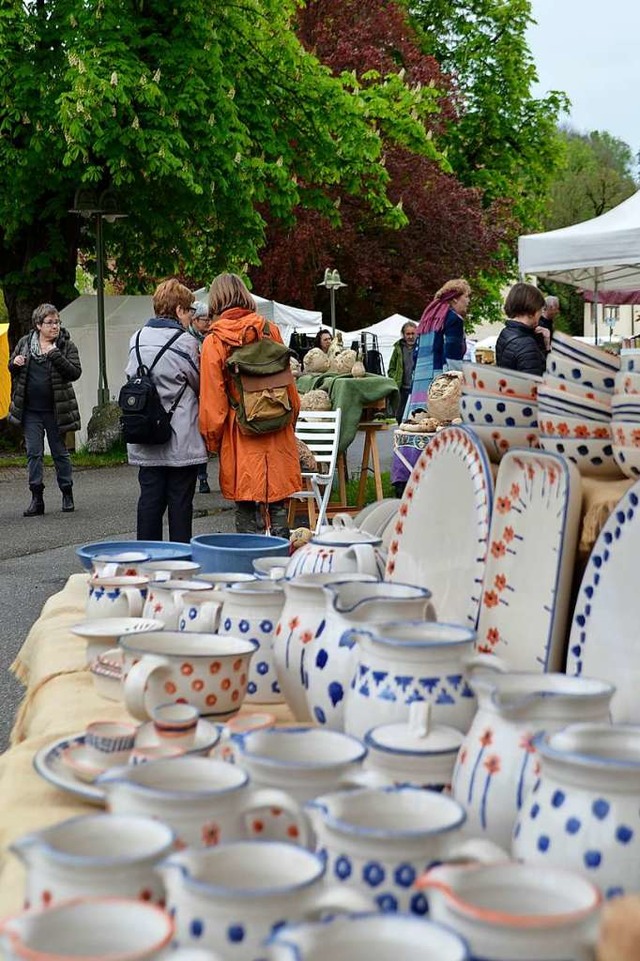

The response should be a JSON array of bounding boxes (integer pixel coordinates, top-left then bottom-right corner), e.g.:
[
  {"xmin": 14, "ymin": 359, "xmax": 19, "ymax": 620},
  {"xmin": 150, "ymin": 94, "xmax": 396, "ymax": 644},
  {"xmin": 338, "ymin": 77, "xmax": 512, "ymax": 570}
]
[
  {"xmin": 348, "ymin": 313, "xmax": 416, "ymax": 375},
  {"xmin": 194, "ymin": 288, "xmax": 322, "ymax": 346},
  {"xmin": 518, "ymin": 189, "xmax": 640, "ymax": 291}
]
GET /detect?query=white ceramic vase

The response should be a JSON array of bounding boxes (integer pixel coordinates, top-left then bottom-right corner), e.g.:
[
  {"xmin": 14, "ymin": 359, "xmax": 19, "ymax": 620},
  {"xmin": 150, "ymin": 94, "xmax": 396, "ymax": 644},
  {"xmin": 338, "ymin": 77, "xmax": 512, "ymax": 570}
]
[{"xmin": 218, "ymin": 582, "xmax": 285, "ymax": 703}]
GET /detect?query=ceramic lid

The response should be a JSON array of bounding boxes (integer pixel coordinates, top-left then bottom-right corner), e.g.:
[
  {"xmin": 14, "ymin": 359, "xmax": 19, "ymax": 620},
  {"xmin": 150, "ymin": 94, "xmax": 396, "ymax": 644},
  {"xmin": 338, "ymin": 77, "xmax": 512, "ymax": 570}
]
[
  {"xmin": 312, "ymin": 529, "xmax": 382, "ymax": 546},
  {"xmin": 366, "ymin": 703, "xmax": 463, "ymax": 756}
]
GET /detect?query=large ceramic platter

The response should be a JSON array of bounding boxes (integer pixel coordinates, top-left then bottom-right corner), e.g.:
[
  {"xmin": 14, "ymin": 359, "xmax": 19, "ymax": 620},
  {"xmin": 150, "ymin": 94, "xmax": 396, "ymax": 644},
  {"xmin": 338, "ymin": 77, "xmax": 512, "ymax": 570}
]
[
  {"xmin": 567, "ymin": 480, "xmax": 640, "ymax": 721},
  {"xmin": 385, "ymin": 425, "xmax": 493, "ymax": 627},
  {"xmin": 476, "ymin": 449, "xmax": 581, "ymax": 672},
  {"xmin": 33, "ymin": 734, "xmax": 106, "ymax": 805}
]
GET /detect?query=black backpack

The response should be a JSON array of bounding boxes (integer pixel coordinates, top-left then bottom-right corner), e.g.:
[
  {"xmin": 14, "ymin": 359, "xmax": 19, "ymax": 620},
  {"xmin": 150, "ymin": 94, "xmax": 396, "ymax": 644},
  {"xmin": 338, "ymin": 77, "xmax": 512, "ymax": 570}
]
[{"xmin": 119, "ymin": 330, "xmax": 188, "ymax": 445}]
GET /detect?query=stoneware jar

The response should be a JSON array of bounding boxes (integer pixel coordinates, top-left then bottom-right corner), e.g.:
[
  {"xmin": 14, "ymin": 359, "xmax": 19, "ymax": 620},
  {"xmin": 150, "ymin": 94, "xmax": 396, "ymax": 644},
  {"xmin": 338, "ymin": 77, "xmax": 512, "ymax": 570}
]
[
  {"xmin": 419, "ymin": 861, "xmax": 601, "ymax": 961},
  {"xmin": 342, "ymin": 620, "xmax": 504, "ymax": 741},
  {"xmin": 10, "ymin": 814, "xmax": 175, "ymax": 907},
  {"xmin": 218, "ymin": 581, "xmax": 286, "ymax": 703},
  {"xmin": 512, "ymin": 723, "xmax": 640, "ymax": 898},
  {"xmin": 285, "ymin": 528, "xmax": 386, "ymax": 580},
  {"xmin": 86, "ymin": 575, "xmax": 149, "ymax": 620},
  {"xmin": 305, "ymin": 581, "xmax": 435, "ymax": 731},
  {"xmin": 159, "ymin": 841, "xmax": 371, "ymax": 961},
  {"xmin": 451, "ymin": 673, "xmax": 614, "ymax": 850},
  {"xmin": 273, "ymin": 572, "xmax": 376, "ymax": 721},
  {"xmin": 97, "ymin": 756, "xmax": 310, "ymax": 850},
  {"xmin": 143, "ymin": 580, "xmax": 214, "ymax": 630},
  {"xmin": 305, "ymin": 785, "xmax": 506, "ymax": 915},
  {"xmin": 266, "ymin": 912, "xmax": 470, "ymax": 961}
]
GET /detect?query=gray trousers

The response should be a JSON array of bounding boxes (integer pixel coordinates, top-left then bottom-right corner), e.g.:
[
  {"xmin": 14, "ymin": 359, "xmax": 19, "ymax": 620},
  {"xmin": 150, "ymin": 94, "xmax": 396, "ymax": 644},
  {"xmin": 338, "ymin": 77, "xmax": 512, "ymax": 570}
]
[
  {"xmin": 23, "ymin": 409, "xmax": 73, "ymax": 491},
  {"xmin": 235, "ymin": 500, "xmax": 290, "ymax": 539}
]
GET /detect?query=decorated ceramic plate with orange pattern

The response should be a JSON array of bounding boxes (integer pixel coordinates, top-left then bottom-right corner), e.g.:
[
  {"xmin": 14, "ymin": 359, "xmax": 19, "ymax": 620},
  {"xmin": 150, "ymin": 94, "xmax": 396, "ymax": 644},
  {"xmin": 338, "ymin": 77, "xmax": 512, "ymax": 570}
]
[
  {"xmin": 385, "ymin": 425, "xmax": 493, "ymax": 628},
  {"xmin": 475, "ymin": 449, "xmax": 582, "ymax": 672}
]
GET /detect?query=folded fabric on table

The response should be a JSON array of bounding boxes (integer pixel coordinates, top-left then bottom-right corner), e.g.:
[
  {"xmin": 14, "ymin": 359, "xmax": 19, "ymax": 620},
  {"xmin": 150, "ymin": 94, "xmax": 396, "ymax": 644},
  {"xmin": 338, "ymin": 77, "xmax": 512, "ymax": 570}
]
[{"xmin": 296, "ymin": 373, "xmax": 398, "ymax": 452}]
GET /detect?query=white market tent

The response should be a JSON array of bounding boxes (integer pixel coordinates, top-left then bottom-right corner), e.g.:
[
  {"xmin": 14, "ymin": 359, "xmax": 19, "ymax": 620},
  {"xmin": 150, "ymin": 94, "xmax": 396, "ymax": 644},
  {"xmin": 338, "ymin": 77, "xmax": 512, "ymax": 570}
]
[
  {"xmin": 518, "ymin": 189, "xmax": 640, "ymax": 342},
  {"xmin": 61, "ymin": 292, "xmax": 322, "ymax": 446},
  {"xmin": 348, "ymin": 313, "xmax": 416, "ymax": 375}
]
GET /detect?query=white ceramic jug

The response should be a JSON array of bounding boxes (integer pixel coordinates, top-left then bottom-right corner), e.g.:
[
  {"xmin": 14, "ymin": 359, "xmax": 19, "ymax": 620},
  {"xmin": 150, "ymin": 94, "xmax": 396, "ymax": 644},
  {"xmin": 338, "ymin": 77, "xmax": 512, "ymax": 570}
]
[
  {"xmin": 343, "ymin": 620, "xmax": 506, "ymax": 740},
  {"xmin": 451, "ymin": 673, "xmax": 615, "ymax": 850},
  {"xmin": 177, "ymin": 590, "xmax": 223, "ymax": 633},
  {"xmin": 218, "ymin": 581, "xmax": 286, "ymax": 703},
  {"xmin": 159, "ymin": 841, "xmax": 371, "ymax": 961},
  {"xmin": 143, "ymin": 580, "xmax": 214, "ymax": 630},
  {"xmin": 513, "ymin": 723, "xmax": 640, "ymax": 898},
  {"xmin": 305, "ymin": 785, "xmax": 506, "ymax": 915},
  {"xmin": 10, "ymin": 814, "xmax": 174, "ymax": 906},
  {"xmin": 304, "ymin": 581, "xmax": 435, "ymax": 731},
  {"xmin": 285, "ymin": 528, "xmax": 386, "ymax": 580},
  {"xmin": 273, "ymin": 572, "xmax": 377, "ymax": 721},
  {"xmin": 97, "ymin": 756, "xmax": 309, "ymax": 850},
  {"xmin": 420, "ymin": 861, "xmax": 601, "ymax": 960},
  {"xmin": 86, "ymin": 575, "xmax": 149, "ymax": 620}
]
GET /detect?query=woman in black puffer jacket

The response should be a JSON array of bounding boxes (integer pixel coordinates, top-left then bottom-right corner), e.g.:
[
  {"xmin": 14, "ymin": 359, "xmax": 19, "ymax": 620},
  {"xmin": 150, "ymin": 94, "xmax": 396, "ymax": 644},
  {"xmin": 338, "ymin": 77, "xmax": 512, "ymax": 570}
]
[
  {"xmin": 495, "ymin": 283, "xmax": 548, "ymax": 377},
  {"xmin": 8, "ymin": 304, "xmax": 81, "ymax": 516}
]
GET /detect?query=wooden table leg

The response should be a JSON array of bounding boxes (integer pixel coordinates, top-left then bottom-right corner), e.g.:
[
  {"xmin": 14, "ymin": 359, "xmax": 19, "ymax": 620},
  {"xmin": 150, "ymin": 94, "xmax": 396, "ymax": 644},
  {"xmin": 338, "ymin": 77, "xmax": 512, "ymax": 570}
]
[
  {"xmin": 370, "ymin": 429, "xmax": 383, "ymax": 501},
  {"xmin": 357, "ymin": 428, "xmax": 373, "ymax": 508}
]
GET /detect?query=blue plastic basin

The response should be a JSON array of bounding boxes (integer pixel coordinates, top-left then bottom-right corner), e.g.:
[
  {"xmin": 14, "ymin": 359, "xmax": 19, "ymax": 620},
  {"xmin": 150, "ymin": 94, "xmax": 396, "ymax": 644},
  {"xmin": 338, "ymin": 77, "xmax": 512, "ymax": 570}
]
[
  {"xmin": 190, "ymin": 534, "xmax": 290, "ymax": 574},
  {"xmin": 76, "ymin": 540, "xmax": 192, "ymax": 571}
]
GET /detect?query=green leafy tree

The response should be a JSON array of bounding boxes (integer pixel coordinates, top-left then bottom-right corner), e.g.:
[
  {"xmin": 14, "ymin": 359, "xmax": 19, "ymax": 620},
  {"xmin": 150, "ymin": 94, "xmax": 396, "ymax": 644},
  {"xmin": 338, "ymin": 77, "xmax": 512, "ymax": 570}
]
[{"xmin": 0, "ymin": 0, "xmax": 441, "ymax": 340}]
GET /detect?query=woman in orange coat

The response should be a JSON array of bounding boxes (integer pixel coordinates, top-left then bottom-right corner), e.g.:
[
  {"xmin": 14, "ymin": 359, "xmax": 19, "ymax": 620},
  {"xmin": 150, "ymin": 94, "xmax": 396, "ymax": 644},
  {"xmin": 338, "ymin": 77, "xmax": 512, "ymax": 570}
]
[{"xmin": 199, "ymin": 273, "xmax": 302, "ymax": 537}]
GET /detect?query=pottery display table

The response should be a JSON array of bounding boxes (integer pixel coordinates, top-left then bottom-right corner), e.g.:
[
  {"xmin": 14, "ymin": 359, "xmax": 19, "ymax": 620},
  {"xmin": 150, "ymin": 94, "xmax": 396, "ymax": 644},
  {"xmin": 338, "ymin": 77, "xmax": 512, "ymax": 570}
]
[{"xmin": 0, "ymin": 573, "xmax": 294, "ymax": 918}]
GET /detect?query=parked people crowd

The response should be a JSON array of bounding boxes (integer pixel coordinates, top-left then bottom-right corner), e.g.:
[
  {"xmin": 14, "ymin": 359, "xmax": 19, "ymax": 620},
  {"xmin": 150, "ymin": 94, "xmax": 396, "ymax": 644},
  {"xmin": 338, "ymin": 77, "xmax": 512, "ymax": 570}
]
[
  {"xmin": 8, "ymin": 304, "xmax": 81, "ymax": 517},
  {"xmin": 124, "ymin": 278, "xmax": 206, "ymax": 544}
]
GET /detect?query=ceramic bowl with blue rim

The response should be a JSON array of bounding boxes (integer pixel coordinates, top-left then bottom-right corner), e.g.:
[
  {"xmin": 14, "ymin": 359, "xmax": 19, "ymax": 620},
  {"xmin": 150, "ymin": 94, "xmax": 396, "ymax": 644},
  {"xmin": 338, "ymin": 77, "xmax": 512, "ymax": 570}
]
[
  {"xmin": 461, "ymin": 391, "xmax": 537, "ymax": 429},
  {"xmin": 550, "ymin": 331, "xmax": 621, "ymax": 373},
  {"xmin": 612, "ymin": 445, "xmax": 640, "ymax": 478},
  {"xmin": 547, "ymin": 353, "xmax": 617, "ymax": 394},
  {"xmin": 543, "ymin": 373, "xmax": 612, "ymax": 408},
  {"xmin": 538, "ymin": 385, "xmax": 612, "ymax": 421},
  {"xmin": 76, "ymin": 540, "xmax": 192, "ymax": 572},
  {"xmin": 539, "ymin": 436, "xmax": 621, "ymax": 479},
  {"xmin": 464, "ymin": 424, "xmax": 540, "ymax": 464},
  {"xmin": 462, "ymin": 362, "xmax": 542, "ymax": 401},
  {"xmin": 538, "ymin": 413, "xmax": 612, "ymax": 441},
  {"xmin": 615, "ymin": 370, "xmax": 640, "ymax": 396}
]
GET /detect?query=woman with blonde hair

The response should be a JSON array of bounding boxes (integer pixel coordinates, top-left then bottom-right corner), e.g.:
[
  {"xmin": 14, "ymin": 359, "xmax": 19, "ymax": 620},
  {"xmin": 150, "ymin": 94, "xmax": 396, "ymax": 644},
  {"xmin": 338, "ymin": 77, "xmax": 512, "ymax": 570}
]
[
  {"xmin": 406, "ymin": 278, "xmax": 471, "ymax": 417},
  {"xmin": 199, "ymin": 273, "xmax": 301, "ymax": 537}
]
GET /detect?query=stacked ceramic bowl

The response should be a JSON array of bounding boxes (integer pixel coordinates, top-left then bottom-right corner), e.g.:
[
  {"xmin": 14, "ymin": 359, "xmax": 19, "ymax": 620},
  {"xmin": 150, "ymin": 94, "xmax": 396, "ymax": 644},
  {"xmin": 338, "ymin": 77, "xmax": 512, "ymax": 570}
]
[
  {"xmin": 612, "ymin": 359, "xmax": 640, "ymax": 478},
  {"xmin": 539, "ymin": 331, "xmax": 621, "ymax": 478},
  {"xmin": 460, "ymin": 362, "xmax": 541, "ymax": 463}
]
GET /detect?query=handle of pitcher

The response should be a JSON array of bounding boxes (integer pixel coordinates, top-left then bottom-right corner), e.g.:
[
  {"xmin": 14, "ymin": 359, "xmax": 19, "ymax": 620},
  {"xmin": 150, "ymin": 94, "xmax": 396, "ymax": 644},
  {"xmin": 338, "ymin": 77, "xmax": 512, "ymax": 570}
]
[
  {"xmin": 462, "ymin": 652, "xmax": 509, "ymax": 676},
  {"xmin": 446, "ymin": 836, "xmax": 510, "ymax": 864},
  {"xmin": 240, "ymin": 788, "xmax": 312, "ymax": 848},
  {"xmin": 307, "ymin": 884, "xmax": 373, "ymax": 918},
  {"xmin": 350, "ymin": 543, "xmax": 379, "ymax": 578},
  {"xmin": 122, "ymin": 587, "xmax": 145, "ymax": 617},
  {"xmin": 123, "ymin": 654, "xmax": 170, "ymax": 721}
]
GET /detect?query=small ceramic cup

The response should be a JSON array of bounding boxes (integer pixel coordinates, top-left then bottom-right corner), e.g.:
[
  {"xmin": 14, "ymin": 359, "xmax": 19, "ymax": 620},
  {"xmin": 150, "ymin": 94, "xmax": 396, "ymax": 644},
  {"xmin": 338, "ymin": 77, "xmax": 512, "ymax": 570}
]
[
  {"xmin": 85, "ymin": 721, "xmax": 137, "ymax": 767},
  {"xmin": 151, "ymin": 703, "xmax": 199, "ymax": 749},
  {"xmin": 129, "ymin": 744, "xmax": 186, "ymax": 765}
]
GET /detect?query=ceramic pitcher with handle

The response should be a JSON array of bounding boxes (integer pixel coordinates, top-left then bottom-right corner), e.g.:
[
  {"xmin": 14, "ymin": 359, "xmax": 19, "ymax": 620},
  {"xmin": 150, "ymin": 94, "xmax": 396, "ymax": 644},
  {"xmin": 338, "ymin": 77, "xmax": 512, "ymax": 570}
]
[
  {"xmin": 513, "ymin": 722, "xmax": 640, "ymax": 898},
  {"xmin": 218, "ymin": 581, "xmax": 285, "ymax": 703},
  {"xmin": 273, "ymin": 572, "xmax": 377, "ymax": 721},
  {"xmin": 142, "ymin": 580, "xmax": 214, "ymax": 630},
  {"xmin": 342, "ymin": 620, "xmax": 507, "ymax": 740},
  {"xmin": 451, "ymin": 673, "xmax": 615, "ymax": 850},
  {"xmin": 304, "ymin": 581, "xmax": 435, "ymax": 730},
  {"xmin": 285, "ymin": 528, "xmax": 386, "ymax": 580}
]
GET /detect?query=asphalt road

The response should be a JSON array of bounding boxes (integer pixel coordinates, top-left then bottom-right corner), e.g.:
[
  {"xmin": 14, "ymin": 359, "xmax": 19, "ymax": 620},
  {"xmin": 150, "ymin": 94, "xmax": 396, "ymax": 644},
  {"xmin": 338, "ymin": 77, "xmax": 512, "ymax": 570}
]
[{"xmin": 0, "ymin": 429, "xmax": 395, "ymax": 752}]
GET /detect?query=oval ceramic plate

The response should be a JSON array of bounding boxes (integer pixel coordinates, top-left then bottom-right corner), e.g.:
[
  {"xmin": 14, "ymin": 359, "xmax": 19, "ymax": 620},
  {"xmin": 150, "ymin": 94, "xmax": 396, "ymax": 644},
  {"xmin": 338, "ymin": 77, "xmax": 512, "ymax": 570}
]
[
  {"xmin": 70, "ymin": 617, "xmax": 165, "ymax": 641},
  {"xmin": 475, "ymin": 449, "xmax": 582, "ymax": 672},
  {"xmin": 33, "ymin": 734, "xmax": 106, "ymax": 805},
  {"xmin": 386, "ymin": 425, "xmax": 493, "ymax": 627},
  {"xmin": 567, "ymin": 479, "xmax": 640, "ymax": 721}
]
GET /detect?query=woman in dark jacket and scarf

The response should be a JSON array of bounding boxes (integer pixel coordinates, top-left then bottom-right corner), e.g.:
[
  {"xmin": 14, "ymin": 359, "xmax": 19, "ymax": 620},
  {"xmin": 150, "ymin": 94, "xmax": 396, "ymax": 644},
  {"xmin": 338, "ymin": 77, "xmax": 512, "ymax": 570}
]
[{"xmin": 8, "ymin": 304, "xmax": 81, "ymax": 516}]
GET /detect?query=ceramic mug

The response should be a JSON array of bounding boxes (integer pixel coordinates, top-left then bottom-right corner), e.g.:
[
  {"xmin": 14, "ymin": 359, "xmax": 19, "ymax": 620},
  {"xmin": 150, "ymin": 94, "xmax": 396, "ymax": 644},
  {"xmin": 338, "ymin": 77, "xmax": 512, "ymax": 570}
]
[
  {"xmin": 140, "ymin": 560, "xmax": 202, "ymax": 582},
  {"xmin": 120, "ymin": 631, "xmax": 258, "ymax": 722},
  {"xmin": 10, "ymin": 814, "xmax": 175, "ymax": 906},
  {"xmin": 86, "ymin": 576, "xmax": 149, "ymax": 620},
  {"xmin": 97, "ymin": 756, "xmax": 311, "ymax": 850},
  {"xmin": 419, "ymin": 861, "xmax": 601, "ymax": 961},
  {"xmin": 159, "ymin": 841, "xmax": 372, "ymax": 961},
  {"xmin": 143, "ymin": 580, "xmax": 215, "ymax": 630},
  {"xmin": 266, "ymin": 912, "xmax": 470, "ymax": 961},
  {"xmin": 177, "ymin": 591, "xmax": 223, "ymax": 634}
]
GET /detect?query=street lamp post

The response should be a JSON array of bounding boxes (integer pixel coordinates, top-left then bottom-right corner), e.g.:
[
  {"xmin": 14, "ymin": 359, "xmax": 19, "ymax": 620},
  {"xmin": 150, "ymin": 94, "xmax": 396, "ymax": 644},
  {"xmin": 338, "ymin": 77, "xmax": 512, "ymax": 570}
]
[
  {"xmin": 318, "ymin": 268, "xmax": 347, "ymax": 336},
  {"xmin": 70, "ymin": 187, "xmax": 127, "ymax": 407}
]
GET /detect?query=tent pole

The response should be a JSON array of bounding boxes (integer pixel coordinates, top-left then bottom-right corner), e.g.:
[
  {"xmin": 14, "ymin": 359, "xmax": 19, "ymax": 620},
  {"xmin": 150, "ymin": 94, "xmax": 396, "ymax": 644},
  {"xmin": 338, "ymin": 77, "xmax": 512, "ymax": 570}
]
[{"xmin": 593, "ymin": 272, "xmax": 599, "ymax": 346}]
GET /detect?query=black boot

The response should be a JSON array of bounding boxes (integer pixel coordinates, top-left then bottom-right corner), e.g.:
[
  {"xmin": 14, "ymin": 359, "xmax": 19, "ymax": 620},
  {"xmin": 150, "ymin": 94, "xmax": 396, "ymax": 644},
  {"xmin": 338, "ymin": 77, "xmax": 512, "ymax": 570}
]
[
  {"xmin": 24, "ymin": 485, "xmax": 45, "ymax": 517},
  {"xmin": 61, "ymin": 487, "xmax": 74, "ymax": 512}
]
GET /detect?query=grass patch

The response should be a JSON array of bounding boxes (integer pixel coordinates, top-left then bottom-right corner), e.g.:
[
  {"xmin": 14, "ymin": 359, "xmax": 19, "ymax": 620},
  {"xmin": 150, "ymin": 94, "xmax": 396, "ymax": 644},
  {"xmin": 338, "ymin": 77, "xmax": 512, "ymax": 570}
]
[
  {"xmin": 0, "ymin": 441, "xmax": 128, "ymax": 470},
  {"xmin": 331, "ymin": 470, "xmax": 394, "ymax": 507}
]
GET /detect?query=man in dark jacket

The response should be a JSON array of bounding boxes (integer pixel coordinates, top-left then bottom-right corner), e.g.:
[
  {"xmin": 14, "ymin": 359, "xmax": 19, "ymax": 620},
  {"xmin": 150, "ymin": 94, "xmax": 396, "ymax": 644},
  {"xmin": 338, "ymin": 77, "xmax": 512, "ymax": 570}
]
[
  {"xmin": 495, "ymin": 283, "xmax": 548, "ymax": 377},
  {"xmin": 388, "ymin": 320, "xmax": 417, "ymax": 422},
  {"xmin": 8, "ymin": 304, "xmax": 81, "ymax": 516}
]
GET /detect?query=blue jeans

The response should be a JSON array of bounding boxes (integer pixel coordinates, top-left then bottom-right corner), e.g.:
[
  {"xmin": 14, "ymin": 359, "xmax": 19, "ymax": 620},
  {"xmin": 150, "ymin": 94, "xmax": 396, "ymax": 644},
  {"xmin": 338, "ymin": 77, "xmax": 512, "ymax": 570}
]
[{"xmin": 23, "ymin": 409, "xmax": 73, "ymax": 490}]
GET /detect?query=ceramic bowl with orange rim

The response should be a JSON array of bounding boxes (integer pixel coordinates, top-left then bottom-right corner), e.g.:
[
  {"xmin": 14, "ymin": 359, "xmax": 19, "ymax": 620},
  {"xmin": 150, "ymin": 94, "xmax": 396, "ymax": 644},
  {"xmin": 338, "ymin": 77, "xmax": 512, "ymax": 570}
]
[
  {"xmin": 462, "ymin": 362, "xmax": 542, "ymax": 401},
  {"xmin": 538, "ymin": 413, "xmax": 612, "ymax": 441}
]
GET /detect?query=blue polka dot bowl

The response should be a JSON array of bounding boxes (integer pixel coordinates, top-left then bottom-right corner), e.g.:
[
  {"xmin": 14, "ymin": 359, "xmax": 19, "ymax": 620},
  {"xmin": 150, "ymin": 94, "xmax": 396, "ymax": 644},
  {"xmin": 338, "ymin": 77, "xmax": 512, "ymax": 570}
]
[
  {"xmin": 305, "ymin": 785, "xmax": 507, "ymax": 916},
  {"xmin": 547, "ymin": 353, "xmax": 616, "ymax": 394},
  {"xmin": 539, "ymin": 435, "xmax": 622, "ymax": 479},
  {"xmin": 512, "ymin": 723, "xmax": 640, "ymax": 898},
  {"xmin": 460, "ymin": 388, "xmax": 538, "ymax": 428},
  {"xmin": 217, "ymin": 581, "xmax": 285, "ymax": 704},
  {"xmin": 159, "ymin": 840, "xmax": 372, "ymax": 959}
]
